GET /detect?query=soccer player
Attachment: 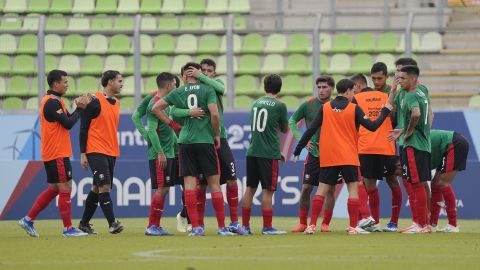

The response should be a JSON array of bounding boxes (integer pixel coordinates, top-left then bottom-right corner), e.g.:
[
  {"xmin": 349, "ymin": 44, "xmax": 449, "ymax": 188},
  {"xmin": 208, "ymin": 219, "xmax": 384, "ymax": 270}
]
[
  {"xmin": 351, "ymin": 71, "xmax": 402, "ymax": 232},
  {"xmin": 429, "ymin": 130, "xmax": 469, "ymax": 232},
  {"xmin": 241, "ymin": 74, "xmax": 289, "ymax": 235},
  {"xmin": 18, "ymin": 70, "xmax": 90, "ymax": 237},
  {"xmin": 389, "ymin": 65, "xmax": 432, "ymax": 234},
  {"xmin": 152, "ymin": 62, "xmax": 233, "ymax": 236},
  {"xmin": 289, "ymin": 76, "xmax": 336, "ymax": 233},
  {"xmin": 293, "ymin": 79, "xmax": 392, "ymax": 235},
  {"xmin": 371, "ymin": 62, "xmax": 393, "ymax": 94},
  {"xmin": 78, "ymin": 70, "xmax": 124, "ymax": 234}
]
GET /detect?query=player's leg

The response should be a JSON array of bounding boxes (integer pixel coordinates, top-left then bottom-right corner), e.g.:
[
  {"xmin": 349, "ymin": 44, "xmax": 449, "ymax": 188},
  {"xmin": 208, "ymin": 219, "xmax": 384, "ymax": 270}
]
[
  {"xmin": 218, "ymin": 139, "xmax": 240, "ymax": 228},
  {"xmin": 174, "ymin": 156, "xmax": 191, "ymax": 232},
  {"xmin": 429, "ymin": 172, "xmax": 443, "ymax": 228},
  {"xmin": 196, "ymin": 180, "xmax": 207, "ymax": 228},
  {"xmin": 383, "ymin": 156, "xmax": 402, "ymax": 231},
  {"xmin": 146, "ymin": 158, "xmax": 173, "ymax": 236},
  {"xmin": 258, "ymin": 158, "xmax": 285, "ymax": 235},
  {"xmin": 399, "ymin": 150, "xmax": 418, "ymax": 232},
  {"xmin": 343, "ymin": 166, "xmax": 370, "ymax": 234},
  {"xmin": 292, "ymin": 153, "xmax": 316, "ymax": 232},
  {"xmin": 320, "ymin": 187, "xmax": 335, "ymax": 232},
  {"xmin": 241, "ymin": 156, "xmax": 260, "ymax": 234},
  {"xmin": 359, "ymin": 154, "xmax": 382, "ymax": 231}
]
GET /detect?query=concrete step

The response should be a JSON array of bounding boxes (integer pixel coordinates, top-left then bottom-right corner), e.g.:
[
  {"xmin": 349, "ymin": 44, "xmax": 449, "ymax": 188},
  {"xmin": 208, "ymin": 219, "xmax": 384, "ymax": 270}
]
[{"xmin": 447, "ymin": 20, "xmax": 480, "ymax": 27}]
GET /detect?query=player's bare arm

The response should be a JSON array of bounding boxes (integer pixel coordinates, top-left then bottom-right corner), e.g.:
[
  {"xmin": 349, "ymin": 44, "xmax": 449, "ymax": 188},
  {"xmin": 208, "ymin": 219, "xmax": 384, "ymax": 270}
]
[{"xmin": 404, "ymin": 107, "xmax": 420, "ymax": 141}]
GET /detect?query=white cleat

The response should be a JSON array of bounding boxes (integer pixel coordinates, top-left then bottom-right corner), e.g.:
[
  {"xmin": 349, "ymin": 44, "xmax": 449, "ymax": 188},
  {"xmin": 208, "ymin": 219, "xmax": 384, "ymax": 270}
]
[
  {"xmin": 176, "ymin": 212, "xmax": 188, "ymax": 233},
  {"xmin": 348, "ymin": 226, "xmax": 371, "ymax": 235},
  {"xmin": 303, "ymin": 225, "xmax": 316, "ymax": 235},
  {"xmin": 365, "ymin": 223, "xmax": 382, "ymax": 232},
  {"xmin": 438, "ymin": 224, "xmax": 459, "ymax": 233},
  {"xmin": 358, "ymin": 216, "xmax": 375, "ymax": 229}
]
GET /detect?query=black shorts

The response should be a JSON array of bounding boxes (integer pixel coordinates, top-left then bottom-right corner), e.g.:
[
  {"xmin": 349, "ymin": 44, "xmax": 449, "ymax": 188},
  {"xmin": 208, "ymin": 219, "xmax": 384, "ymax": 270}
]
[
  {"xmin": 303, "ymin": 153, "xmax": 320, "ymax": 186},
  {"xmin": 86, "ymin": 153, "xmax": 116, "ymax": 187},
  {"xmin": 218, "ymin": 138, "xmax": 237, "ymax": 184},
  {"xmin": 44, "ymin": 157, "xmax": 72, "ymax": 184},
  {"xmin": 149, "ymin": 158, "xmax": 176, "ymax": 189},
  {"xmin": 320, "ymin": 165, "xmax": 358, "ymax": 186},
  {"xmin": 439, "ymin": 132, "xmax": 469, "ymax": 173},
  {"xmin": 246, "ymin": 156, "xmax": 279, "ymax": 191},
  {"xmin": 401, "ymin": 147, "xmax": 431, "ymax": 184},
  {"xmin": 359, "ymin": 154, "xmax": 398, "ymax": 180},
  {"xmin": 178, "ymin": 143, "xmax": 220, "ymax": 178},
  {"xmin": 173, "ymin": 156, "xmax": 184, "ymax": 186}
]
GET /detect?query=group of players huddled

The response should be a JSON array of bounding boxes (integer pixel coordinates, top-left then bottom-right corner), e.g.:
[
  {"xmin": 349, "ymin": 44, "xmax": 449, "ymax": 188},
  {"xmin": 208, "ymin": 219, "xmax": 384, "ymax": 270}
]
[{"xmin": 18, "ymin": 56, "xmax": 468, "ymax": 237}]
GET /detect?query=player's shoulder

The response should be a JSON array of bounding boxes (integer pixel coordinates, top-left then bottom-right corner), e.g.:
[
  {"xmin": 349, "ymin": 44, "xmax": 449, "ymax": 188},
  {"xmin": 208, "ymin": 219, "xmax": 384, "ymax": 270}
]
[
  {"xmin": 215, "ymin": 78, "xmax": 224, "ymax": 85},
  {"xmin": 305, "ymin": 97, "xmax": 317, "ymax": 103}
]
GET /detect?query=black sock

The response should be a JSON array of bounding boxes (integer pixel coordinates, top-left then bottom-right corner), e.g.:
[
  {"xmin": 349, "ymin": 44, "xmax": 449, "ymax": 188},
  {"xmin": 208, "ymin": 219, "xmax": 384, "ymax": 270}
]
[
  {"xmin": 98, "ymin": 192, "xmax": 115, "ymax": 226},
  {"xmin": 81, "ymin": 191, "xmax": 99, "ymax": 224}
]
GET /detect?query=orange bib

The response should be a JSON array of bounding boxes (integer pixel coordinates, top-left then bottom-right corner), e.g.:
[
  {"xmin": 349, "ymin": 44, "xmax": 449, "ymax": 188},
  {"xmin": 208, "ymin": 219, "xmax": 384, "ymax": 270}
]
[{"xmin": 40, "ymin": 95, "xmax": 72, "ymax": 161}]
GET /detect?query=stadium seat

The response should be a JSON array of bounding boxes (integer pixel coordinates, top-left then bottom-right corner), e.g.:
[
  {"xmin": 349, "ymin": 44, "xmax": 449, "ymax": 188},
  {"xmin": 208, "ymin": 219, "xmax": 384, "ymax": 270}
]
[
  {"xmin": 153, "ymin": 34, "xmax": 175, "ymax": 54},
  {"xmin": 29, "ymin": 77, "xmax": 49, "ymax": 97},
  {"xmin": 327, "ymin": 53, "xmax": 351, "ymax": 74},
  {"xmin": 350, "ymin": 53, "xmax": 373, "ymax": 74},
  {"xmin": 396, "ymin": 32, "xmax": 420, "ymax": 52},
  {"xmin": 184, "ymin": 0, "xmax": 206, "ymax": 14},
  {"xmin": 198, "ymin": 34, "xmax": 220, "ymax": 54},
  {"xmin": 0, "ymin": 54, "xmax": 9, "ymax": 75},
  {"xmin": 81, "ymin": 55, "xmax": 104, "ymax": 75},
  {"xmin": 120, "ymin": 97, "xmax": 135, "ymax": 110},
  {"xmin": 282, "ymin": 75, "xmax": 303, "ymax": 96},
  {"xmin": 117, "ymin": 0, "xmax": 139, "ymax": 13},
  {"xmin": 141, "ymin": 16, "xmax": 157, "ymax": 30},
  {"xmin": 242, "ymin": 33, "xmax": 263, "ymax": 54},
  {"xmin": 306, "ymin": 53, "xmax": 329, "ymax": 73},
  {"xmin": 288, "ymin": 33, "xmax": 310, "ymax": 54},
  {"xmin": 140, "ymin": 0, "xmax": 161, "ymax": 13},
  {"xmin": 158, "ymin": 16, "xmax": 179, "ymax": 30},
  {"xmin": 285, "ymin": 54, "xmax": 308, "ymax": 75},
  {"xmin": 318, "ymin": 32, "xmax": 332, "ymax": 53},
  {"xmin": 25, "ymin": 97, "xmax": 38, "ymax": 110},
  {"xmin": 126, "ymin": 55, "xmax": 148, "ymax": 75},
  {"xmin": 228, "ymin": 0, "xmax": 250, "ymax": 13},
  {"xmin": 17, "ymin": 34, "xmax": 36, "ymax": 54},
  {"xmin": 265, "ymin": 34, "xmax": 287, "ymax": 53},
  {"xmin": 59, "ymin": 55, "xmax": 81, "ymax": 75},
  {"xmin": 202, "ymin": 17, "xmax": 224, "ymax": 31},
  {"xmin": 301, "ymin": 75, "xmax": 314, "ymax": 95},
  {"xmin": 77, "ymin": 76, "xmax": 100, "ymax": 94},
  {"xmin": 180, "ymin": 17, "xmax": 201, "ymax": 30},
  {"xmin": 206, "ymin": 0, "xmax": 227, "ymax": 13},
  {"xmin": 261, "ymin": 54, "xmax": 284, "ymax": 74},
  {"xmin": 419, "ymin": 32, "xmax": 443, "ymax": 52},
  {"xmin": 22, "ymin": 15, "xmax": 39, "ymax": 30},
  {"xmin": 216, "ymin": 55, "xmax": 238, "ymax": 74},
  {"xmin": 235, "ymin": 75, "xmax": 257, "ymax": 95},
  {"xmin": 27, "ymin": 0, "xmax": 49, "ymax": 13},
  {"xmin": 468, "ymin": 95, "xmax": 480, "ymax": 108},
  {"xmin": 122, "ymin": 76, "xmax": 138, "ymax": 96},
  {"xmin": 63, "ymin": 34, "xmax": 85, "ymax": 54},
  {"xmin": 331, "ymin": 33, "xmax": 354, "ymax": 53},
  {"xmin": 171, "ymin": 55, "xmax": 192, "ymax": 74},
  {"xmin": 44, "ymin": 34, "xmax": 63, "ymax": 54},
  {"xmin": 85, "ymin": 34, "xmax": 108, "ymax": 54},
  {"xmin": 3, "ymin": 0, "xmax": 26, "ymax": 13},
  {"xmin": 3, "ymin": 97, "xmax": 24, "ymax": 110},
  {"xmin": 234, "ymin": 16, "xmax": 247, "ymax": 30},
  {"xmin": 376, "ymin": 32, "xmax": 398, "ymax": 53},
  {"xmin": 175, "ymin": 34, "xmax": 198, "ymax": 54},
  {"xmin": 72, "ymin": 0, "xmax": 94, "ymax": 13},
  {"xmin": 114, "ymin": 17, "xmax": 134, "ymax": 30},
  {"xmin": 12, "ymin": 55, "xmax": 35, "ymax": 75},
  {"xmin": 238, "ymin": 54, "xmax": 260, "ymax": 75},
  {"xmin": 68, "ymin": 17, "xmax": 90, "ymax": 31},
  {"xmin": 0, "ymin": 77, "xmax": 6, "ymax": 95},
  {"xmin": 46, "ymin": 16, "xmax": 68, "ymax": 30},
  {"xmin": 196, "ymin": 54, "xmax": 214, "ymax": 63},
  {"xmin": 140, "ymin": 34, "xmax": 153, "ymax": 54},
  {"xmin": 104, "ymin": 55, "xmax": 126, "ymax": 74},
  {"xmin": 353, "ymin": 32, "xmax": 375, "ymax": 53},
  {"xmin": 0, "ymin": 34, "xmax": 16, "ymax": 54},
  {"xmin": 95, "ymin": 0, "xmax": 118, "ymax": 14},
  {"xmin": 220, "ymin": 34, "xmax": 241, "ymax": 53},
  {"xmin": 6, "ymin": 76, "xmax": 30, "ymax": 96},
  {"xmin": 50, "ymin": 0, "xmax": 73, "ymax": 13},
  {"xmin": 148, "ymin": 55, "xmax": 171, "ymax": 75},
  {"xmin": 375, "ymin": 53, "xmax": 396, "ymax": 74},
  {"xmin": 45, "ymin": 54, "xmax": 58, "ymax": 72},
  {"xmin": 282, "ymin": 95, "xmax": 301, "ymax": 108},
  {"xmin": 162, "ymin": 0, "xmax": 184, "ymax": 14},
  {"xmin": 0, "ymin": 15, "xmax": 21, "ymax": 30},
  {"xmin": 234, "ymin": 95, "xmax": 252, "ymax": 109},
  {"xmin": 91, "ymin": 16, "xmax": 113, "ymax": 30},
  {"xmin": 144, "ymin": 76, "xmax": 157, "ymax": 93}
]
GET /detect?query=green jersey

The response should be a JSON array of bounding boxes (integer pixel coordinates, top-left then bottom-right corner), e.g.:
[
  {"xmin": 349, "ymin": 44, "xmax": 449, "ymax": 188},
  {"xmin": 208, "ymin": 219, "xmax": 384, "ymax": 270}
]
[
  {"xmin": 247, "ymin": 96, "xmax": 288, "ymax": 159},
  {"xmin": 430, "ymin": 130, "xmax": 454, "ymax": 169},
  {"xmin": 164, "ymin": 82, "xmax": 218, "ymax": 144},
  {"xmin": 198, "ymin": 74, "xmax": 227, "ymax": 139},
  {"xmin": 145, "ymin": 97, "xmax": 177, "ymax": 159},
  {"xmin": 402, "ymin": 89, "xmax": 431, "ymax": 152},
  {"xmin": 288, "ymin": 97, "xmax": 324, "ymax": 158},
  {"xmin": 131, "ymin": 93, "xmax": 155, "ymax": 139}
]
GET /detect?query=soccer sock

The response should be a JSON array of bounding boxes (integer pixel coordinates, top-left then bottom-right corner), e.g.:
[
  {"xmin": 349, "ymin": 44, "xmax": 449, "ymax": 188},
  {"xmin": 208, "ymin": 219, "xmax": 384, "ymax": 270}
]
[
  {"xmin": 226, "ymin": 184, "xmax": 239, "ymax": 223},
  {"xmin": 367, "ymin": 188, "xmax": 380, "ymax": 224},
  {"xmin": 357, "ymin": 182, "xmax": 370, "ymax": 219},
  {"xmin": 81, "ymin": 190, "xmax": 99, "ymax": 224},
  {"xmin": 211, "ymin": 191, "xmax": 226, "ymax": 228},
  {"xmin": 412, "ymin": 183, "xmax": 427, "ymax": 227},
  {"xmin": 148, "ymin": 193, "xmax": 164, "ymax": 227},
  {"xmin": 180, "ymin": 189, "xmax": 188, "ymax": 218},
  {"xmin": 58, "ymin": 190, "xmax": 72, "ymax": 229},
  {"xmin": 99, "ymin": 192, "xmax": 115, "ymax": 226},
  {"xmin": 262, "ymin": 208, "xmax": 273, "ymax": 228},
  {"xmin": 402, "ymin": 179, "xmax": 417, "ymax": 223},
  {"xmin": 242, "ymin": 207, "xmax": 251, "ymax": 227},
  {"xmin": 347, "ymin": 198, "xmax": 360, "ymax": 228},
  {"xmin": 441, "ymin": 185, "xmax": 457, "ymax": 227},
  {"xmin": 299, "ymin": 207, "xmax": 308, "ymax": 225},
  {"xmin": 27, "ymin": 187, "xmax": 58, "ymax": 220},
  {"xmin": 184, "ymin": 189, "xmax": 199, "ymax": 228},
  {"xmin": 309, "ymin": 195, "xmax": 324, "ymax": 226},
  {"xmin": 322, "ymin": 209, "xmax": 333, "ymax": 226},
  {"xmin": 429, "ymin": 184, "xmax": 443, "ymax": 226},
  {"xmin": 196, "ymin": 188, "xmax": 206, "ymax": 226},
  {"xmin": 390, "ymin": 185, "xmax": 403, "ymax": 224}
]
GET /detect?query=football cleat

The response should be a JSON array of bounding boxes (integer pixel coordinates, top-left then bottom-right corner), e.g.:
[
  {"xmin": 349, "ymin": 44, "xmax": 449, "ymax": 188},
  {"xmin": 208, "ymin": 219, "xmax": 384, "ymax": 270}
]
[
  {"xmin": 63, "ymin": 227, "xmax": 88, "ymax": 237},
  {"xmin": 78, "ymin": 222, "xmax": 97, "ymax": 235},
  {"xmin": 19, "ymin": 217, "xmax": 39, "ymax": 237},
  {"xmin": 358, "ymin": 216, "xmax": 375, "ymax": 229},
  {"xmin": 229, "ymin": 222, "xmax": 249, "ymax": 235},
  {"xmin": 109, "ymin": 220, "xmax": 124, "ymax": 234},
  {"xmin": 262, "ymin": 227, "xmax": 287, "ymax": 235},
  {"xmin": 348, "ymin": 226, "xmax": 371, "ymax": 235},
  {"xmin": 217, "ymin": 227, "xmax": 235, "ymax": 236},
  {"xmin": 176, "ymin": 212, "xmax": 188, "ymax": 233},
  {"xmin": 438, "ymin": 224, "xmax": 459, "ymax": 233},
  {"xmin": 383, "ymin": 222, "xmax": 399, "ymax": 232},
  {"xmin": 291, "ymin": 223, "xmax": 308, "ymax": 233},
  {"xmin": 320, "ymin": 223, "xmax": 332, "ymax": 232},
  {"xmin": 303, "ymin": 225, "xmax": 316, "ymax": 235},
  {"xmin": 188, "ymin": 226, "xmax": 205, "ymax": 236}
]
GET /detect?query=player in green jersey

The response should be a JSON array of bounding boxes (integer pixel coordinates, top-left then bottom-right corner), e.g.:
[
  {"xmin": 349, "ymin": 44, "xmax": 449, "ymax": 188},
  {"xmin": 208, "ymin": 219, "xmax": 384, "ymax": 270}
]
[
  {"xmin": 289, "ymin": 76, "xmax": 336, "ymax": 233},
  {"xmin": 429, "ymin": 130, "xmax": 469, "ymax": 233},
  {"xmin": 241, "ymin": 74, "xmax": 289, "ymax": 235}
]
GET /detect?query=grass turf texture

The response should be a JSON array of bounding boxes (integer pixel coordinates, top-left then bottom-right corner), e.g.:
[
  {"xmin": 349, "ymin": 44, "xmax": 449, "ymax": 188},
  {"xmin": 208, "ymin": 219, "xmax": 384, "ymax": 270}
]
[{"xmin": 1, "ymin": 217, "xmax": 480, "ymax": 270}]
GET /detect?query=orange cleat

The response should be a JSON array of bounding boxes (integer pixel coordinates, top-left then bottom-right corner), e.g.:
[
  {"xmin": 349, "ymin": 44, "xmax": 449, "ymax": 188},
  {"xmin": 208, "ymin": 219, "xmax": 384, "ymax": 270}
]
[
  {"xmin": 320, "ymin": 223, "xmax": 332, "ymax": 232},
  {"xmin": 291, "ymin": 224, "xmax": 307, "ymax": 233}
]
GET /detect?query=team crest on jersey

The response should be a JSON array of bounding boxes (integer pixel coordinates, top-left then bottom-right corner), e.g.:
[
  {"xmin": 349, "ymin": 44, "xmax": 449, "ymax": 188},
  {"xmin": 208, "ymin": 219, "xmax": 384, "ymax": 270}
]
[
  {"xmin": 416, "ymin": 90, "xmax": 426, "ymax": 97},
  {"xmin": 99, "ymin": 174, "xmax": 104, "ymax": 180},
  {"xmin": 305, "ymin": 174, "xmax": 310, "ymax": 180}
]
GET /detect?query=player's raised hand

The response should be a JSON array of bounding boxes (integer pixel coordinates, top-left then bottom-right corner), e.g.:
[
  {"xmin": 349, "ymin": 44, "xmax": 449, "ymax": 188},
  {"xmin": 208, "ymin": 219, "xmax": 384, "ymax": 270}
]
[
  {"xmin": 189, "ymin": 107, "xmax": 205, "ymax": 118},
  {"xmin": 185, "ymin": 67, "xmax": 201, "ymax": 78},
  {"xmin": 384, "ymin": 101, "xmax": 393, "ymax": 111},
  {"xmin": 80, "ymin": 153, "xmax": 89, "ymax": 170},
  {"xmin": 74, "ymin": 94, "xmax": 91, "ymax": 109},
  {"xmin": 214, "ymin": 136, "xmax": 221, "ymax": 149},
  {"xmin": 387, "ymin": 129, "xmax": 403, "ymax": 141},
  {"xmin": 157, "ymin": 152, "xmax": 167, "ymax": 170}
]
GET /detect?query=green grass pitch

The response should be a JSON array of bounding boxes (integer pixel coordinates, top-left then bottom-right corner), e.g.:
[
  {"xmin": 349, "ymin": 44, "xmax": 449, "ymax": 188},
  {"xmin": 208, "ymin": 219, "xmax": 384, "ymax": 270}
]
[{"xmin": 1, "ymin": 217, "xmax": 480, "ymax": 270}]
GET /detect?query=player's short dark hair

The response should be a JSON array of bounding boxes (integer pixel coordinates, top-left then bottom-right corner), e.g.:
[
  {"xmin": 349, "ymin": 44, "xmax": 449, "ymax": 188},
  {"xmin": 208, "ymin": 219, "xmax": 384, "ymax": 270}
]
[
  {"xmin": 336, "ymin": 79, "xmax": 355, "ymax": 94},
  {"xmin": 47, "ymin": 69, "xmax": 68, "ymax": 87},
  {"xmin": 395, "ymin": 58, "xmax": 417, "ymax": 67},
  {"xmin": 174, "ymin": 75, "xmax": 180, "ymax": 88},
  {"xmin": 315, "ymin": 75, "xmax": 335, "ymax": 87},
  {"xmin": 101, "ymin": 70, "xmax": 121, "ymax": 87},
  {"xmin": 264, "ymin": 74, "xmax": 282, "ymax": 94},
  {"xmin": 156, "ymin": 72, "xmax": 175, "ymax": 88},
  {"xmin": 350, "ymin": 73, "xmax": 368, "ymax": 86},
  {"xmin": 200, "ymin": 58, "xmax": 216, "ymax": 70},
  {"xmin": 371, "ymin": 62, "xmax": 388, "ymax": 75},
  {"xmin": 400, "ymin": 65, "xmax": 420, "ymax": 76}
]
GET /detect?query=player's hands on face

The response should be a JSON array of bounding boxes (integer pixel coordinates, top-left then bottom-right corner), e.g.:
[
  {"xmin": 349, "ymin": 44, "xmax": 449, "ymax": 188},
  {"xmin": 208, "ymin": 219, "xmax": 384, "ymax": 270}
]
[
  {"xmin": 185, "ymin": 67, "xmax": 201, "ymax": 78},
  {"xmin": 80, "ymin": 153, "xmax": 89, "ymax": 170},
  {"xmin": 157, "ymin": 152, "xmax": 167, "ymax": 170},
  {"xmin": 305, "ymin": 141, "xmax": 314, "ymax": 151},
  {"xmin": 189, "ymin": 107, "xmax": 205, "ymax": 118},
  {"xmin": 214, "ymin": 136, "xmax": 221, "ymax": 149},
  {"xmin": 387, "ymin": 129, "xmax": 403, "ymax": 142}
]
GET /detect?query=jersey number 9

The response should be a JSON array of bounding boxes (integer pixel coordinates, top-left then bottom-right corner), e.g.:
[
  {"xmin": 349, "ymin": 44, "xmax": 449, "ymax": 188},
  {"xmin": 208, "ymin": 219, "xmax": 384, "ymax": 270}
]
[{"xmin": 188, "ymin": 94, "xmax": 198, "ymax": 109}]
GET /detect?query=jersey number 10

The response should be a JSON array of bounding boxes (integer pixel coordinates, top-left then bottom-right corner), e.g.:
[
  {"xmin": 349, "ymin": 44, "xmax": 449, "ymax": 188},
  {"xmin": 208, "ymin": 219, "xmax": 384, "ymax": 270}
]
[{"xmin": 252, "ymin": 107, "xmax": 268, "ymax": 132}]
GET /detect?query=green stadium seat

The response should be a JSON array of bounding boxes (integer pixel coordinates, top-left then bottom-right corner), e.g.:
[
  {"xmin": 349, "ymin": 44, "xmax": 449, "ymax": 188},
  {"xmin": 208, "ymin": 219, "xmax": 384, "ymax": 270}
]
[
  {"xmin": 353, "ymin": 33, "xmax": 375, "ymax": 53},
  {"xmin": 282, "ymin": 95, "xmax": 301, "ymax": 108},
  {"xmin": 140, "ymin": 0, "xmax": 161, "ymax": 13},
  {"xmin": 242, "ymin": 33, "xmax": 263, "ymax": 54},
  {"xmin": 202, "ymin": 17, "xmax": 224, "ymax": 30},
  {"xmin": 331, "ymin": 33, "xmax": 354, "ymax": 53},
  {"xmin": 120, "ymin": 97, "xmax": 135, "ymax": 110},
  {"xmin": 121, "ymin": 76, "xmax": 138, "ymax": 96},
  {"xmin": 77, "ymin": 76, "xmax": 100, "ymax": 94},
  {"xmin": 198, "ymin": 34, "xmax": 220, "ymax": 54},
  {"xmin": 27, "ymin": 0, "xmax": 49, "ymax": 13},
  {"xmin": 29, "ymin": 77, "xmax": 47, "ymax": 97},
  {"xmin": 396, "ymin": 32, "xmax": 420, "ymax": 52},
  {"xmin": 104, "ymin": 55, "xmax": 126, "ymax": 74},
  {"xmin": 73, "ymin": 0, "xmax": 94, "ymax": 13},
  {"xmin": 153, "ymin": 34, "xmax": 175, "ymax": 54},
  {"xmin": 282, "ymin": 75, "xmax": 303, "ymax": 96},
  {"xmin": 25, "ymin": 97, "xmax": 38, "ymax": 110},
  {"xmin": 285, "ymin": 54, "xmax": 308, "ymax": 75},
  {"xmin": 288, "ymin": 33, "xmax": 309, "ymax": 54},
  {"xmin": 141, "ymin": 16, "xmax": 157, "ymax": 30},
  {"xmin": 126, "ymin": 55, "xmax": 148, "ymax": 75},
  {"xmin": 196, "ymin": 54, "xmax": 214, "ymax": 63},
  {"xmin": 419, "ymin": 32, "xmax": 442, "ymax": 52},
  {"xmin": 238, "ymin": 54, "xmax": 260, "ymax": 75},
  {"xmin": 158, "ymin": 16, "xmax": 179, "ymax": 30},
  {"xmin": 206, "ymin": 0, "xmax": 227, "ymax": 13},
  {"xmin": 180, "ymin": 17, "xmax": 201, "ymax": 30},
  {"xmin": 45, "ymin": 34, "xmax": 63, "ymax": 54},
  {"xmin": 220, "ymin": 34, "xmax": 241, "ymax": 53},
  {"xmin": 140, "ymin": 34, "xmax": 153, "ymax": 54},
  {"xmin": 45, "ymin": 55, "xmax": 58, "ymax": 73},
  {"xmin": 95, "ymin": 0, "xmax": 118, "ymax": 13},
  {"xmin": 12, "ymin": 55, "xmax": 35, "ymax": 75},
  {"xmin": 175, "ymin": 34, "xmax": 197, "ymax": 54},
  {"xmin": 85, "ymin": 34, "xmax": 108, "ymax": 54},
  {"xmin": 148, "ymin": 55, "xmax": 171, "ymax": 75},
  {"xmin": 162, "ymin": 0, "xmax": 184, "ymax": 13},
  {"xmin": 234, "ymin": 16, "xmax": 247, "ymax": 30},
  {"xmin": 235, "ymin": 75, "xmax": 257, "ymax": 95},
  {"xmin": 234, "ymin": 95, "xmax": 252, "ymax": 109},
  {"xmin": 46, "ymin": 16, "xmax": 68, "ymax": 30},
  {"xmin": 63, "ymin": 34, "xmax": 85, "ymax": 54},
  {"xmin": 117, "ymin": 0, "xmax": 139, "ymax": 13},
  {"xmin": 0, "ymin": 77, "xmax": 6, "ymax": 95},
  {"xmin": 3, "ymin": 0, "xmax": 26, "ymax": 13},
  {"xmin": 265, "ymin": 34, "xmax": 287, "ymax": 53},
  {"xmin": 0, "ymin": 34, "xmax": 16, "ymax": 54},
  {"xmin": 107, "ymin": 34, "xmax": 131, "ymax": 54},
  {"xmin": 350, "ymin": 53, "xmax": 373, "ymax": 74},
  {"xmin": 59, "ymin": 55, "xmax": 81, "ymax": 75},
  {"xmin": 68, "ymin": 17, "xmax": 90, "ymax": 31},
  {"xmin": 375, "ymin": 32, "xmax": 398, "ymax": 53},
  {"xmin": 22, "ymin": 15, "xmax": 39, "ymax": 30},
  {"xmin": 310, "ymin": 54, "xmax": 329, "ymax": 73},
  {"xmin": 114, "ymin": 17, "xmax": 134, "ymax": 30},
  {"xmin": 144, "ymin": 76, "xmax": 157, "ymax": 92},
  {"xmin": 50, "ymin": 0, "xmax": 73, "ymax": 13},
  {"xmin": 91, "ymin": 16, "xmax": 113, "ymax": 30},
  {"xmin": 3, "ymin": 97, "xmax": 24, "ymax": 110},
  {"xmin": 327, "ymin": 53, "xmax": 351, "ymax": 74},
  {"xmin": 0, "ymin": 16, "xmax": 22, "ymax": 30},
  {"xmin": 0, "ymin": 55, "xmax": 9, "ymax": 75},
  {"xmin": 228, "ymin": 0, "xmax": 250, "ymax": 13},
  {"xmin": 375, "ymin": 53, "xmax": 395, "ymax": 74},
  {"xmin": 171, "ymin": 55, "xmax": 192, "ymax": 74},
  {"xmin": 216, "ymin": 55, "xmax": 238, "ymax": 75},
  {"xmin": 315, "ymin": 32, "xmax": 332, "ymax": 53},
  {"xmin": 301, "ymin": 75, "xmax": 314, "ymax": 95},
  {"xmin": 261, "ymin": 54, "xmax": 284, "ymax": 74},
  {"xmin": 81, "ymin": 55, "xmax": 104, "ymax": 75},
  {"xmin": 468, "ymin": 95, "xmax": 480, "ymax": 108},
  {"xmin": 6, "ymin": 76, "xmax": 29, "ymax": 96},
  {"xmin": 184, "ymin": 0, "xmax": 205, "ymax": 14}
]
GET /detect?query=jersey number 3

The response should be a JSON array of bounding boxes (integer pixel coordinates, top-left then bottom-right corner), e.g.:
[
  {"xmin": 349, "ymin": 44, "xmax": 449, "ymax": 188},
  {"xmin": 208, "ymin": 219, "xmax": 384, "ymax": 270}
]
[{"xmin": 252, "ymin": 107, "xmax": 268, "ymax": 132}]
